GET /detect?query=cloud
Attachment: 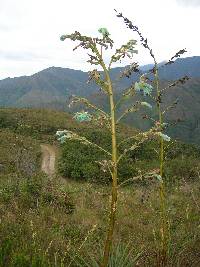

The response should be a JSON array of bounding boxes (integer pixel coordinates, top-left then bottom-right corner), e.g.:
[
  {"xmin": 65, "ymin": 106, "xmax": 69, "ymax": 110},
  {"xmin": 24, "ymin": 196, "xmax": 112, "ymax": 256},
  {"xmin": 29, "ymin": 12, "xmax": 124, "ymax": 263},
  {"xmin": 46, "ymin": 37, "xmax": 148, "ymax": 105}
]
[
  {"xmin": 0, "ymin": 25, "xmax": 10, "ymax": 31},
  {"xmin": 176, "ymin": 0, "xmax": 200, "ymax": 7},
  {"xmin": 0, "ymin": 50, "xmax": 47, "ymax": 61},
  {"xmin": 0, "ymin": 0, "xmax": 199, "ymax": 79}
]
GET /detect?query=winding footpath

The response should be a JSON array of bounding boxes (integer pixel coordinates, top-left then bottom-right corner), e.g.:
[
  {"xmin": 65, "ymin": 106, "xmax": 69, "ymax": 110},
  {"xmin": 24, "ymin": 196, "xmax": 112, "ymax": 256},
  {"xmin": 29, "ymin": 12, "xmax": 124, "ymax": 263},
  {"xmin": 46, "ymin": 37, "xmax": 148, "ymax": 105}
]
[{"xmin": 40, "ymin": 144, "xmax": 56, "ymax": 176}]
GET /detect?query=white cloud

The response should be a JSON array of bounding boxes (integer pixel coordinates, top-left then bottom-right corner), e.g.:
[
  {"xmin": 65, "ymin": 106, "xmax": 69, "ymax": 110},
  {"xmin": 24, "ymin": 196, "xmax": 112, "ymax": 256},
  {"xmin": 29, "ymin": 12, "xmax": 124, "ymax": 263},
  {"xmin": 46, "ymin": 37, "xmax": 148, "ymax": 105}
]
[
  {"xmin": 176, "ymin": 0, "xmax": 200, "ymax": 7},
  {"xmin": 0, "ymin": 0, "xmax": 199, "ymax": 79}
]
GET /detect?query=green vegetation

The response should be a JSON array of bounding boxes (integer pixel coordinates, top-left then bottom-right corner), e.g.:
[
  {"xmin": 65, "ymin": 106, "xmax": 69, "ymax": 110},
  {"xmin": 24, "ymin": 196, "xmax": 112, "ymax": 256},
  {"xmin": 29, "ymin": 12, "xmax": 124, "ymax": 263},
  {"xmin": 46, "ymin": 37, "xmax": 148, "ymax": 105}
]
[
  {"xmin": 58, "ymin": 129, "xmax": 138, "ymax": 184},
  {"xmin": 58, "ymin": 129, "xmax": 200, "ymax": 186},
  {"xmin": 0, "ymin": 108, "xmax": 75, "ymax": 141},
  {"xmin": 0, "ymin": 129, "xmax": 40, "ymax": 176},
  {"xmin": 58, "ymin": 12, "xmax": 196, "ymax": 266},
  {"xmin": 0, "ymin": 108, "xmax": 200, "ymax": 266}
]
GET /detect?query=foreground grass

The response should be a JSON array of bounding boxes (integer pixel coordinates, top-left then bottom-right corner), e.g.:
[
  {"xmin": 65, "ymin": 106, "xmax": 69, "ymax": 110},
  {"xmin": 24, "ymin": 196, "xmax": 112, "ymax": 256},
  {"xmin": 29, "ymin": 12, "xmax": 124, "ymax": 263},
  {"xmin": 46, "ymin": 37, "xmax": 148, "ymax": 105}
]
[{"xmin": 0, "ymin": 173, "xmax": 200, "ymax": 266}]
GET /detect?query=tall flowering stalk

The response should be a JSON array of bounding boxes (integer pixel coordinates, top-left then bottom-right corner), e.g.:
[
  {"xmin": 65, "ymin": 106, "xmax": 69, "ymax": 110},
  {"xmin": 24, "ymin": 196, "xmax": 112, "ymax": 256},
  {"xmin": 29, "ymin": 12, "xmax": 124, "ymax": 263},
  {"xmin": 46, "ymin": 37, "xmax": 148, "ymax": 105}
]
[
  {"xmin": 58, "ymin": 29, "xmax": 157, "ymax": 266},
  {"xmin": 115, "ymin": 10, "xmax": 188, "ymax": 266}
]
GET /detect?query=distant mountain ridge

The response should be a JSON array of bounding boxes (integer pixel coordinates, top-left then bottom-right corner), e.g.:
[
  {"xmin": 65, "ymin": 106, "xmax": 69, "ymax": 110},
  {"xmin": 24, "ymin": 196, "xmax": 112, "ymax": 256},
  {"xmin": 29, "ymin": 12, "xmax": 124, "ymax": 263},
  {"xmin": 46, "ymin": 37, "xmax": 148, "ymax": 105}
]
[
  {"xmin": 1, "ymin": 56, "xmax": 200, "ymax": 107},
  {"xmin": 1, "ymin": 56, "xmax": 200, "ymax": 144}
]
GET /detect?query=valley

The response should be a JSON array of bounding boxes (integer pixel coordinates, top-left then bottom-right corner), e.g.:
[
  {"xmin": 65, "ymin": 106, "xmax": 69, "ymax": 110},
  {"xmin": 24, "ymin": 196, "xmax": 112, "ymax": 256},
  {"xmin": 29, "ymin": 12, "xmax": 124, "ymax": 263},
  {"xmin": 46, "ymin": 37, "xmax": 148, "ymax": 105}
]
[{"xmin": 1, "ymin": 56, "xmax": 200, "ymax": 144}]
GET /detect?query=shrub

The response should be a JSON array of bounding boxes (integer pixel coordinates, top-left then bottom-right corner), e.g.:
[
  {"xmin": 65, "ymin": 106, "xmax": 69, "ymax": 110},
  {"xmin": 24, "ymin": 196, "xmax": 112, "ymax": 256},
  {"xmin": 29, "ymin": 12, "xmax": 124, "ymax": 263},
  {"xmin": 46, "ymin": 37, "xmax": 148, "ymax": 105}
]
[
  {"xmin": 165, "ymin": 156, "xmax": 200, "ymax": 183},
  {"xmin": 58, "ymin": 134, "xmax": 138, "ymax": 184}
]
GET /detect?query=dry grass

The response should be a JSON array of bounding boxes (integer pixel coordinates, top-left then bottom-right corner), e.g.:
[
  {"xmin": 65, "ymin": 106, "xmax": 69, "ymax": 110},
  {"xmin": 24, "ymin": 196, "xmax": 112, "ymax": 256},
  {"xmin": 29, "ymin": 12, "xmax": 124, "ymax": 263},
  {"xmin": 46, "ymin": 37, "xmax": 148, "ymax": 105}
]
[{"xmin": 0, "ymin": 169, "xmax": 200, "ymax": 266}]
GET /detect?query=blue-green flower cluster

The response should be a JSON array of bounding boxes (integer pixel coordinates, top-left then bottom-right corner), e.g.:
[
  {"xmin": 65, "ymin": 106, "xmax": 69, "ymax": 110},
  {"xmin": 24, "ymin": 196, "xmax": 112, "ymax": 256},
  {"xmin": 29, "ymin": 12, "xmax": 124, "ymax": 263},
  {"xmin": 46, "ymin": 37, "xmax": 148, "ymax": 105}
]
[
  {"xmin": 162, "ymin": 123, "xmax": 169, "ymax": 127},
  {"xmin": 73, "ymin": 111, "xmax": 92, "ymax": 122},
  {"xmin": 98, "ymin": 27, "xmax": 110, "ymax": 38},
  {"xmin": 125, "ymin": 39, "xmax": 138, "ymax": 56},
  {"xmin": 135, "ymin": 81, "xmax": 153, "ymax": 96},
  {"xmin": 60, "ymin": 35, "xmax": 67, "ymax": 41},
  {"xmin": 56, "ymin": 130, "xmax": 73, "ymax": 144},
  {"xmin": 158, "ymin": 132, "xmax": 171, "ymax": 142},
  {"xmin": 155, "ymin": 174, "xmax": 162, "ymax": 181},
  {"xmin": 141, "ymin": 101, "xmax": 152, "ymax": 109},
  {"xmin": 56, "ymin": 130, "xmax": 90, "ymax": 146}
]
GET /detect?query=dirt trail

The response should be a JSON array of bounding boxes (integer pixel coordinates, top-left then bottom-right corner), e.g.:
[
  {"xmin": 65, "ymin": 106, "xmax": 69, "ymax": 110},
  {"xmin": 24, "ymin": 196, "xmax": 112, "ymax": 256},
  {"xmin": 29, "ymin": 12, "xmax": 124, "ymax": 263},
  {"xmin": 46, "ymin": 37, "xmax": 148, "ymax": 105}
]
[{"xmin": 40, "ymin": 144, "xmax": 56, "ymax": 176}]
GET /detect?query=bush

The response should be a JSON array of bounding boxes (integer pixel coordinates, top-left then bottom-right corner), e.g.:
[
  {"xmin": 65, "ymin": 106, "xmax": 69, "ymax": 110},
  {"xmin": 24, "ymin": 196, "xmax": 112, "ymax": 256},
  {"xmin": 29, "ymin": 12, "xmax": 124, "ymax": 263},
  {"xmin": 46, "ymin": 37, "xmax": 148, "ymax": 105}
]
[
  {"xmin": 0, "ymin": 173, "xmax": 75, "ymax": 213},
  {"xmin": 0, "ymin": 238, "xmax": 49, "ymax": 267},
  {"xmin": 58, "ymin": 129, "xmax": 140, "ymax": 183},
  {"xmin": 58, "ymin": 128, "xmax": 200, "ymax": 184},
  {"xmin": 165, "ymin": 156, "xmax": 200, "ymax": 184},
  {"xmin": 58, "ymin": 139, "xmax": 110, "ymax": 183},
  {"xmin": 165, "ymin": 141, "xmax": 200, "ymax": 159}
]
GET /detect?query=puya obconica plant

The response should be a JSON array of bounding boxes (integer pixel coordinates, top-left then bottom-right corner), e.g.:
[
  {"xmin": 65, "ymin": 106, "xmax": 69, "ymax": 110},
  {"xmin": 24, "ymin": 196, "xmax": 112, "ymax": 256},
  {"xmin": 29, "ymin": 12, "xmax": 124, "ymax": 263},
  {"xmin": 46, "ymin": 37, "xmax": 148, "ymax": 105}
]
[
  {"xmin": 115, "ymin": 10, "xmax": 189, "ymax": 266},
  {"xmin": 57, "ymin": 28, "xmax": 160, "ymax": 266}
]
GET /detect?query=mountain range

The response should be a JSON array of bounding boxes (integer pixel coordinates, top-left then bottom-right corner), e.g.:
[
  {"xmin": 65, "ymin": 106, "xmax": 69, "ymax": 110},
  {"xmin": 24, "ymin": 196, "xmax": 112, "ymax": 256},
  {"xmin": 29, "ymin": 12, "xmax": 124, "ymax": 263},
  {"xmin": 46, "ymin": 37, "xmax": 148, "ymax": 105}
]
[{"xmin": 1, "ymin": 56, "xmax": 200, "ymax": 144}]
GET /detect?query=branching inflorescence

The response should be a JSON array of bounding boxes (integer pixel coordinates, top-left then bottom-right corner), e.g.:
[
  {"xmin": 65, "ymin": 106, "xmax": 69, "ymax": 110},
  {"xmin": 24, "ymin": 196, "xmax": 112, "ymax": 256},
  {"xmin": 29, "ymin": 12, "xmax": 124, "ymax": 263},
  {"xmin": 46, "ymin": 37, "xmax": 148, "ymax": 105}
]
[
  {"xmin": 57, "ymin": 12, "xmax": 189, "ymax": 266},
  {"xmin": 115, "ymin": 9, "xmax": 189, "ymax": 266}
]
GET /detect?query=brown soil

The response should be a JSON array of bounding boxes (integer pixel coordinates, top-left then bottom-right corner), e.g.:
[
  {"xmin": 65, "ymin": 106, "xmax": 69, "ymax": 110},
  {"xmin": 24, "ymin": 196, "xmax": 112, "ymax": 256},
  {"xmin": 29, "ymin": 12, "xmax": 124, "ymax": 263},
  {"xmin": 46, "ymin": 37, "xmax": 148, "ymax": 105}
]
[{"xmin": 40, "ymin": 144, "xmax": 56, "ymax": 176}]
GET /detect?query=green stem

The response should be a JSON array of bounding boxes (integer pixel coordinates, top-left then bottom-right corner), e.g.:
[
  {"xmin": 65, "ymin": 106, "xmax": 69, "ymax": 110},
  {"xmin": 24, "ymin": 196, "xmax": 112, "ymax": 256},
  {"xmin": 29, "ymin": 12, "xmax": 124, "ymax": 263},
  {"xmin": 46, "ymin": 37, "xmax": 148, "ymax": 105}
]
[
  {"xmin": 116, "ymin": 105, "xmax": 139, "ymax": 124},
  {"xmin": 83, "ymin": 139, "xmax": 112, "ymax": 157},
  {"xmin": 101, "ymin": 94, "xmax": 117, "ymax": 267},
  {"xmin": 96, "ymin": 51, "xmax": 118, "ymax": 267},
  {"xmin": 72, "ymin": 96, "xmax": 109, "ymax": 118},
  {"xmin": 154, "ymin": 63, "xmax": 169, "ymax": 265}
]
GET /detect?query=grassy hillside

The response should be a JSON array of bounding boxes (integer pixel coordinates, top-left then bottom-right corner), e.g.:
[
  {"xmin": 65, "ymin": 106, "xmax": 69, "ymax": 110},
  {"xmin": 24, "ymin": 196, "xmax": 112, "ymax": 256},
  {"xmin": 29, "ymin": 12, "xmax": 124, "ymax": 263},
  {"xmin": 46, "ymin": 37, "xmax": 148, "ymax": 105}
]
[
  {"xmin": 1, "ymin": 107, "xmax": 200, "ymax": 183},
  {"xmin": 0, "ymin": 129, "xmax": 40, "ymax": 176},
  {"xmin": 0, "ymin": 108, "xmax": 200, "ymax": 266}
]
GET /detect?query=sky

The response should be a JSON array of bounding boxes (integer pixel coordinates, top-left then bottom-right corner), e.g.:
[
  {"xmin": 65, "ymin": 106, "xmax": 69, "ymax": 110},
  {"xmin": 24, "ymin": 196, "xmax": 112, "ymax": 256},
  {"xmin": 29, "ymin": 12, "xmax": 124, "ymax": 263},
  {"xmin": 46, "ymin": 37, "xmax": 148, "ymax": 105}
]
[{"xmin": 0, "ymin": 0, "xmax": 200, "ymax": 79}]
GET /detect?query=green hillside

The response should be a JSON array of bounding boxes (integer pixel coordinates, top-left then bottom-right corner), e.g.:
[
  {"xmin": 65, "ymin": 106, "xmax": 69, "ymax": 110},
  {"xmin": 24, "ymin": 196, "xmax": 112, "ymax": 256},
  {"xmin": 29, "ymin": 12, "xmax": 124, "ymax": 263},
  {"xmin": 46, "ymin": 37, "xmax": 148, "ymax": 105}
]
[
  {"xmin": 1, "ymin": 107, "xmax": 200, "ymax": 182},
  {"xmin": 0, "ymin": 108, "xmax": 200, "ymax": 266},
  {"xmin": 1, "ymin": 57, "xmax": 200, "ymax": 144}
]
